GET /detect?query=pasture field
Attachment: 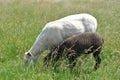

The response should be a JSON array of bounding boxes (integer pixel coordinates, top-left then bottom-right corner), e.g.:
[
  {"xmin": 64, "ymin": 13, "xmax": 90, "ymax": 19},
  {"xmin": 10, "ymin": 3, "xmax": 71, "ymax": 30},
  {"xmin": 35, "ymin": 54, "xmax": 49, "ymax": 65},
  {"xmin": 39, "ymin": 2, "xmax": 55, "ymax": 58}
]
[{"xmin": 0, "ymin": 0, "xmax": 120, "ymax": 80}]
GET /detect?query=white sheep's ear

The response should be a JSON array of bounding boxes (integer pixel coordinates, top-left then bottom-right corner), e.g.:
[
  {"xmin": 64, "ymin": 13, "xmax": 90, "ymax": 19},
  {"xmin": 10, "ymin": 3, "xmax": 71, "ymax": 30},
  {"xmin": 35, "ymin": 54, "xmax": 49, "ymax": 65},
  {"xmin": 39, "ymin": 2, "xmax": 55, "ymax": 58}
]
[
  {"xmin": 25, "ymin": 52, "xmax": 31, "ymax": 56},
  {"xmin": 27, "ymin": 52, "xmax": 31, "ymax": 56}
]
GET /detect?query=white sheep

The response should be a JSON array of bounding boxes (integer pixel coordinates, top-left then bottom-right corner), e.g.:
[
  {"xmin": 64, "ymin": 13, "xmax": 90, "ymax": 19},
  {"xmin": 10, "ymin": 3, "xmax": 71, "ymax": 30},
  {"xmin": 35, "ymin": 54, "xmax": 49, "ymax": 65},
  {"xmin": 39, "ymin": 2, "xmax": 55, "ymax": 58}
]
[{"xmin": 24, "ymin": 13, "xmax": 97, "ymax": 66}]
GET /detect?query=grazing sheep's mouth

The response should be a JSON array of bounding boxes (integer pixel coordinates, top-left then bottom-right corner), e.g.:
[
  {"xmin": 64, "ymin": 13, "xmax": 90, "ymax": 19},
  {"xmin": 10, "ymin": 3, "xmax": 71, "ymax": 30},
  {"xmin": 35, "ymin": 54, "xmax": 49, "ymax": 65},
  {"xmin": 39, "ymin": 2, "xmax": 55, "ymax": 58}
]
[
  {"xmin": 24, "ymin": 52, "xmax": 32, "ymax": 66},
  {"xmin": 24, "ymin": 52, "xmax": 37, "ymax": 67},
  {"xmin": 24, "ymin": 56, "xmax": 30, "ymax": 66}
]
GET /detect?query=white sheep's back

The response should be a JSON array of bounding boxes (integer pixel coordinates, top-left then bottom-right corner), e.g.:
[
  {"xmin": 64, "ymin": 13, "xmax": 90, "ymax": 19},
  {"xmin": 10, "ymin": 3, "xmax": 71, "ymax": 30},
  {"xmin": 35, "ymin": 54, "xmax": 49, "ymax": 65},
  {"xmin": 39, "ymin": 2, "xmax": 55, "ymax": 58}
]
[
  {"xmin": 62, "ymin": 13, "xmax": 97, "ymax": 31},
  {"xmin": 40, "ymin": 13, "xmax": 97, "ymax": 49}
]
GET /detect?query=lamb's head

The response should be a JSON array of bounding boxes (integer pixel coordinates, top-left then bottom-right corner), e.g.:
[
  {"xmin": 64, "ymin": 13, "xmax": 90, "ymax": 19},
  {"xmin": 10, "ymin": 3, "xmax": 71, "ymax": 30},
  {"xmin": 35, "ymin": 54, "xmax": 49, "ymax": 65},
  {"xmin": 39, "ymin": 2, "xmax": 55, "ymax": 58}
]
[{"xmin": 24, "ymin": 52, "xmax": 36, "ymax": 66}]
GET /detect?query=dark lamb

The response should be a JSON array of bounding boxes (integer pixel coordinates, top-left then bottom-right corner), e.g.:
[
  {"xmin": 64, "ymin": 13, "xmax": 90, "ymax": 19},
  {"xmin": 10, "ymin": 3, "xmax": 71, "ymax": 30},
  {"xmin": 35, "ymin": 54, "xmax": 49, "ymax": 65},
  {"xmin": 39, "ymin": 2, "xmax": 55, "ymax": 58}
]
[{"xmin": 44, "ymin": 32, "xmax": 104, "ymax": 70}]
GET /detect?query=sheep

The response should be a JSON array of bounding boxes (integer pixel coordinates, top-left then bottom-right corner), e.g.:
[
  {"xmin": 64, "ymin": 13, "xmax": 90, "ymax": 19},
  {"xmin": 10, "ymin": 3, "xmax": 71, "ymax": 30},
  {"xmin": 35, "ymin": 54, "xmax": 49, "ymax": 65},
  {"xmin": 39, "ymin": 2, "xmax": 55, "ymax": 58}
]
[
  {"xmin": 24, "ymin": 13, "xmax": 97, "ymax": 66},
  {"xmin": 46, "ymin": 32, "xmax": 104, "ymax": 70}
]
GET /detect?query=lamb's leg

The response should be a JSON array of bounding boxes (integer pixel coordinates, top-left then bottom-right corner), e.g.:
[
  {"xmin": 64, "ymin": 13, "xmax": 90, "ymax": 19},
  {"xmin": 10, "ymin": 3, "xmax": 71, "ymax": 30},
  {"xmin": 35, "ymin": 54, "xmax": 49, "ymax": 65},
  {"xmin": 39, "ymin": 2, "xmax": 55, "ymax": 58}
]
[
  {"xmin": 44, "ymin": 47, "xmax": 58, "ymax": 67},
  {"xmin": 93, "ymin": 48, "xmax": 101, "ymax": 70},
  {"xmin": 52, "ymin": 44, "xmax": 65, "ymax": 65},
  {"xmin": 52, "ymin": 51, "xmax": 63, "ymax": 65},
  {"xmin": 68, "ymin": 53, "xmax": 77, "ymax": 70}
]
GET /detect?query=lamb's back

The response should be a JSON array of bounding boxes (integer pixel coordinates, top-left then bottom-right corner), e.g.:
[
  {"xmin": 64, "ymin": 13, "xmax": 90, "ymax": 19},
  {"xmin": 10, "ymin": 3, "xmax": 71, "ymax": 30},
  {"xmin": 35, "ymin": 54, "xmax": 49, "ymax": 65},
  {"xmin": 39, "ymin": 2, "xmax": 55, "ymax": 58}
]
[{"xmin": 64, "ymin": 32, "xmax": 103, "ymax": 48}]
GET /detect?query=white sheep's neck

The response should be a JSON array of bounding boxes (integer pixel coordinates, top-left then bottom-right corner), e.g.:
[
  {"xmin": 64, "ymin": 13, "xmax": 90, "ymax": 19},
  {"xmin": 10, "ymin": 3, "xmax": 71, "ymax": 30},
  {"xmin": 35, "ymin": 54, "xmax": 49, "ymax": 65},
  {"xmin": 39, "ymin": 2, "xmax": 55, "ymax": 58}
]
[{"xmin": 28, "ymin": 33, "xmax": 45, "ymax": 59}]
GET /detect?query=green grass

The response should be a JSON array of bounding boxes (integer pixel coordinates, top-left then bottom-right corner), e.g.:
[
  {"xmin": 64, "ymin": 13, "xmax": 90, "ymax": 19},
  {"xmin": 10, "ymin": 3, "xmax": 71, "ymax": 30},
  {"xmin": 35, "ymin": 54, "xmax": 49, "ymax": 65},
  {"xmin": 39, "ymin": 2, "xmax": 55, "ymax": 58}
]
[{"xmin": 0, "ymin": 0, "xmax": 120, "ymax": 80}]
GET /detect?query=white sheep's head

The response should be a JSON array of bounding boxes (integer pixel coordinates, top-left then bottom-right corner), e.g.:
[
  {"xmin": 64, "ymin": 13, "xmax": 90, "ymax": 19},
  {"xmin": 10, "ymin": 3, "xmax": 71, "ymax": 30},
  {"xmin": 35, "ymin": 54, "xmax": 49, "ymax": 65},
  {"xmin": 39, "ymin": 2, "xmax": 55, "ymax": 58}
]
[{"xmin": 24, "ymin": 52, "xmax": 36, "ymax": 66}]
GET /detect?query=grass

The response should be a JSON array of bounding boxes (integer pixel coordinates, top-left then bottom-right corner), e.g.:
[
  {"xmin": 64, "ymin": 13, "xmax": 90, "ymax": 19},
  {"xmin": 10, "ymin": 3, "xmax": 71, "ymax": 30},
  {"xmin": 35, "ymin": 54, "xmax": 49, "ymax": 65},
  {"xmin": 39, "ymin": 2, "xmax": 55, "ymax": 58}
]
[{"xmin": 0, "ymin": 0, "xmax": 120, "ymax": 80}]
